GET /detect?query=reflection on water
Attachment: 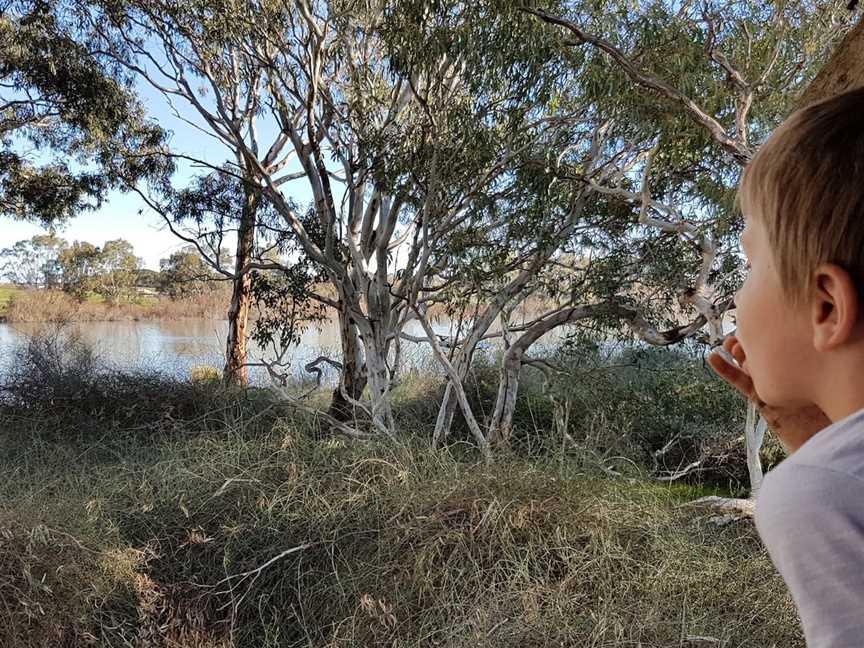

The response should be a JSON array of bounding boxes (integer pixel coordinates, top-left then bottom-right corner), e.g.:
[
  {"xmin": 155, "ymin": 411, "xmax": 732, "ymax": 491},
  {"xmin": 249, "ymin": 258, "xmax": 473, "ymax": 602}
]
[
  {"xmin": 0, "ymin": 316, "xmax": 564, "ymax": 386},
  {"xmin": 0, "ymin": 319, "xmax": 449, "ymax": 386}
]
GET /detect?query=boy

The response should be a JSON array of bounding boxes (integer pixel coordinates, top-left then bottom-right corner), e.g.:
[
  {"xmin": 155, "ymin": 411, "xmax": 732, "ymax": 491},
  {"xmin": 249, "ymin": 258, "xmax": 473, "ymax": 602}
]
[{"xmin": 708, "ymin": 87, "xmax": 864, "ymax": 646}]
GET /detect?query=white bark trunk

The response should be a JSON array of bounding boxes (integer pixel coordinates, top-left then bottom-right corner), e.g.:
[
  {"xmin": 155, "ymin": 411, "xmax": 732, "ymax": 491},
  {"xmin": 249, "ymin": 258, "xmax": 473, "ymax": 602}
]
[
  {"xmin": 745, "ymin": 402, "xmax": 767, "ymax": 498},
  {"xmin": 415, "ymin": 309, "xmax": 489, "ymax": 459},
  {"xmin": 488, "ymin": 353, "xmax": 521, "ymax": 445},
  {"xmin": 487, "ymin": 302, "xmax": 709, "ymax": 446},
  {"xmin": 363, "ymin": 340, "xmax": 395, "ymax": 437},
  {"xmin": 432, "ymin": 382, "xmax": 458, "ymax": 448}
]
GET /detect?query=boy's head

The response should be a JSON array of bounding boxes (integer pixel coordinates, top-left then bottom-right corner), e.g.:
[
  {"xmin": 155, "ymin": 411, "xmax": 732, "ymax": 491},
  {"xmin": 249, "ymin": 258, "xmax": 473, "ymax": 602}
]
[{"xmin": 735, "ymin": 87, "xmax": 864, "ymax": 410}]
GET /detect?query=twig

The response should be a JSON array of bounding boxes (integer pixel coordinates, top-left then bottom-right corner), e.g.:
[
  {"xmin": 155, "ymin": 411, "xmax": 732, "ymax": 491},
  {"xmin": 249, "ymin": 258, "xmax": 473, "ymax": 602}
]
[
  {"xmin": 214, "ymin": 542, "xmax": 318, "ymax": 627},
  {"xmin": 216, "ymin": 543, "xmax": 315, "ymax": 588}
]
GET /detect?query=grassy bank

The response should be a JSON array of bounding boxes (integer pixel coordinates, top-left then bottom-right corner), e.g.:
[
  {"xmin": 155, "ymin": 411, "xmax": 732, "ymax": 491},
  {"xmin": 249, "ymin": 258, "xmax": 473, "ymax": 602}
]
[
  {"xmin": 0, "ymin": 338, "xmax": 801, "ymax": 647},
  {"xmin": 0, "ymin": 284, "xmax": 570, "ymax": 324},
  {"xmin": 0, "ymin": 284, "xmax": 18, "ymax": 314},
  {"xmin": 0, "ymin": 287, "xmax": 231, "ymax": 322}
]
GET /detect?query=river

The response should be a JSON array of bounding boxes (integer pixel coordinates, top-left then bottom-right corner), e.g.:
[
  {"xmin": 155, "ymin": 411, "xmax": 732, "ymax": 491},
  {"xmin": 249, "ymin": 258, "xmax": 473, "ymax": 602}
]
[{"xmin": 0, "ymin": 317, "xmax": 518, "ymax": 386}]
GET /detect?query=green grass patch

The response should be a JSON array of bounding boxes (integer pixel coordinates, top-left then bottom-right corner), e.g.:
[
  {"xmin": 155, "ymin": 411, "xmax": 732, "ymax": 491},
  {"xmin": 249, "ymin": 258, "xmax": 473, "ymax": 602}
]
[{"xmin": 0, "ymin": 284, "xmax": 20, "ymax": 315}]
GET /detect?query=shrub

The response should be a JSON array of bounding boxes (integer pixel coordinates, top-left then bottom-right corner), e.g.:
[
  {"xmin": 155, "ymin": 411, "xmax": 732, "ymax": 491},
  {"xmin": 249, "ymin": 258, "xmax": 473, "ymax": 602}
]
[
  {"xmin": 3, "ymin": 287, "xmax": 231, "ymax": 322},
  {"xmin": 191, "ymin": 365, "xmax": 222, "ymax": 384},
  {"xmin": 0, "ymin": 331, "xmax": 277, "ymax": 439}
]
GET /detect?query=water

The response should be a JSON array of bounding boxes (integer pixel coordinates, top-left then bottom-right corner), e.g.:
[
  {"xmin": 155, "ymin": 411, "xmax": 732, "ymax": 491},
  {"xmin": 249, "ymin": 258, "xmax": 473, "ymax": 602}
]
[
  {"xmin": 0, "ymin": 318, "xmax": 504, "ymax": 386},
  {"xmin": 0, "ymin": 307, "xmax": 580, "ymax": 388}
]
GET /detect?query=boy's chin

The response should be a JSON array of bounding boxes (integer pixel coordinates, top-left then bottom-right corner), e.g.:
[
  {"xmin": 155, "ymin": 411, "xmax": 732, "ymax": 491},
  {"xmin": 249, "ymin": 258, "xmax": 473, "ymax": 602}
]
[{"xmin": 755, "ymin": 386, "xmax": 807, "ymax": 410}]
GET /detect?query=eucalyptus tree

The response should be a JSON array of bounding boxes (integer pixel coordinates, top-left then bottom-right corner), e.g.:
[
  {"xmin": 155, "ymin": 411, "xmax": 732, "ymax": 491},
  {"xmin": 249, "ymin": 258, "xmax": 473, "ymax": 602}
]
[
  {"xmin": 159, "ymin": 247, "xmax": 218, "ymax": 298},
  {"xmin": 1, "ymin": 0, "xmax": 168, "ymax": 225},
  {"xmin": 427, "ymin": 114, "xmax": 724, "ymax": 447},
  {"xmin": 383, "ymin": 1, "xmax": 728, "ymax": 446},
  {"xmin": 148, "ymin": 169, "xmax": 284, "ymax": 387},
  {"xmin": 515, "ymin": 0, "xmax": 851, "ymax": 476},
  {"xmin": 86, "ymin": 0, "xmax": 292, "ymax": 387},
  {"xmin": 413, "ymin": 0, "xmax": 849, "ymax": 451},
  {"xmin": 0, "ymin": 233, "xmax": 67, "ymax": 287},
  {"xmin": 80, "ymin": 0, "xmax": 575, "ymax": 443},
  {"xmin": 56, "ymin": 237, "xmax": 140, "ymax": 301},
  {"xmin": 95, "ymin": 238, "xmax": 141, "ymax": 302}
]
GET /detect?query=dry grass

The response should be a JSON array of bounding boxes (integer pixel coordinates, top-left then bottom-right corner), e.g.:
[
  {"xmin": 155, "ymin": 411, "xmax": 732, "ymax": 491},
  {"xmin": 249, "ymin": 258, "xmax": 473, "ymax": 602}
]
[
  {"xmin": 3, "ymin": 287, "xmax": 232, "ymax": 322},
  {"xmin": 0, "ymin": 337, "xmax": 802, "ymax": 648},
  {"xmin": 0, "ymin": 434, "xmax": 802, "ymax": 648}
]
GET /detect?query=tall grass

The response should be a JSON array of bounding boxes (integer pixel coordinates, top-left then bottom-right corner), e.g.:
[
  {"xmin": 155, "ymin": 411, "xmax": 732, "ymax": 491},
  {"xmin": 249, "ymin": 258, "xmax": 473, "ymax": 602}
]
[
  {"xmin": 392, "ymin": 346, "xmax": 782, "ymax": 493},
  {"xmin": 0, "ymin": 336, "xmax": 801, "ymax": 647}
]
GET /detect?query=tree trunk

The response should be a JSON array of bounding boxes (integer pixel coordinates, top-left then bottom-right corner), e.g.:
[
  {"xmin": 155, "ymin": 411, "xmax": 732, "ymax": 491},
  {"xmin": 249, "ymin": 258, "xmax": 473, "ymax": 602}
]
[
  {"xmin": 432, "ymin": 382, "xmax": 458, "ymax": 448},
  {"xmin": 328, "ymin": 301, "xmax": 367, "ymax": 422},
  {"xmin": 432, "ymin": 354, "xmax": 471, "ymax": 446},
  {"xmin": 415, "ymin": 310, "xmax": 489, "ymax": 459},
  {"xmin": 487, "ymin": 305, "xmax": 600, "ymax": 445},
  {"xmin": 486, "ymin": 302, "xmax": 709, "ymax": 448},
  {"xmin": 429, "ymin": 196, "xmax": 591, "ymax": 447},
  {"xmin": 487, "ymin": 350, "xmax": 522, "ymax": 447},
  {"xmin": 745, "ymin": 401, "xmax": 768, "ymax": 498},
  {"xmin": 223, "ymin": 182, "xmax": 258, "ymax": 387},
  {"xmin": 364, "ymin": 340, "xmax": 395, "ymax": 436},
  {"xmin": 797, "ymin": 16, "xmax": 864, "ymax": 109}
]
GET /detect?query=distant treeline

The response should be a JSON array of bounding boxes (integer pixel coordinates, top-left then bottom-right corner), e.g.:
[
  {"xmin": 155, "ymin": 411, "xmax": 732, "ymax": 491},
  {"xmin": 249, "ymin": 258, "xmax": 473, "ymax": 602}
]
[{"xmin": 1, "ymin": 234, "xmax": 227, "ymax": 303}]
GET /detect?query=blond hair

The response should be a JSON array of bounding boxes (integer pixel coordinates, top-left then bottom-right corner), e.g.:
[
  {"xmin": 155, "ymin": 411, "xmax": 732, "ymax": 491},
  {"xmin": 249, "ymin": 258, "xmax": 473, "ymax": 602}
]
[{"xmin": 738, "ymin": 87, "xmax": 864, "ymax": 304}]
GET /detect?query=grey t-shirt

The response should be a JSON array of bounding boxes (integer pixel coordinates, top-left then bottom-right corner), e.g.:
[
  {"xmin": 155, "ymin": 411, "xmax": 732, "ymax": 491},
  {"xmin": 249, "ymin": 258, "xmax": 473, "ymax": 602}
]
[{"xmin": 755, "ymin": 407, "xmax": 864, "ymax": 647}]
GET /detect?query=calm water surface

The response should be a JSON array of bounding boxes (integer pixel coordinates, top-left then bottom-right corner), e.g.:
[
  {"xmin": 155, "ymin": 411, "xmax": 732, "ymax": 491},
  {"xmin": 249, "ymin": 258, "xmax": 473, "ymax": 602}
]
[{"xmin": 0, "ymin": 318, "xmax": 503, "ymax": 386}]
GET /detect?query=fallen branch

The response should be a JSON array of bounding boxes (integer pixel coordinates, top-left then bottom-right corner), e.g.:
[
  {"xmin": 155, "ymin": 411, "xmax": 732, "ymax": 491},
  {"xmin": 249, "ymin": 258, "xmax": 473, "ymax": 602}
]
[
  {"xmin": 656, "ymin": 460, "xmax": 705, "ymax": 482},
  {"xmin": 682, "ymin": 495, "xmax": 756, "ymax": 519}
]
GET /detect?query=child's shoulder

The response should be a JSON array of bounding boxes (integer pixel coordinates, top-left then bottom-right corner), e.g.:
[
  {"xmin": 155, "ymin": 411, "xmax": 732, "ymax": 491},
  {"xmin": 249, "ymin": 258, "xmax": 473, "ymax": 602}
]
[
  {"xmin": 756, "ymin": 408, "xmax": 864, "ymax": 528},
  {"xmin": 753, "ymin": 411, "xmax": 864, "ymax": 647},
  {"xmin": 785, "ymin": 407, "xmax": 864, "ymax": 482}
]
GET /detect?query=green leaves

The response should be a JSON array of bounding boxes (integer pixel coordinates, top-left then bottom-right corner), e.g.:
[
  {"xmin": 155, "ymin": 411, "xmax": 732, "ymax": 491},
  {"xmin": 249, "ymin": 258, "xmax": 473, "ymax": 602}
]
[
  {"xmin": 159, "ymin": 247, "xmax": 221, "ymax": 298},
  {"xmin": 57, "ymin": 238, "xmax": 142, "ymax": 302},
  {"xmin": 1, "ymin": 0, "xmax": 170, "ymax": 224},
  {"xmin": 0, "ymin": 233, "xmax": 67, "ymax": 287}
]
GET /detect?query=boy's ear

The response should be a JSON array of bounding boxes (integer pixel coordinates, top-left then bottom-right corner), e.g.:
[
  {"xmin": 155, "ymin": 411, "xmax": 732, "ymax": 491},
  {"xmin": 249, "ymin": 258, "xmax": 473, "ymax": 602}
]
[{"xmin": 811, "ymin": 263, "xmax": 860, "ymax": 351}]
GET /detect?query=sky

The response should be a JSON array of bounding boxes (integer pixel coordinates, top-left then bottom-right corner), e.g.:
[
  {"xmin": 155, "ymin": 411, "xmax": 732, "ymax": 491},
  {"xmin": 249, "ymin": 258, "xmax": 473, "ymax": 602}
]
[
  {"xmin": 2, "ymin": 76, "xmax": 309, "ymax": 270},
  {"xmin": 3, "ymin": 200, "xmax": 181, "ymax": 270}
]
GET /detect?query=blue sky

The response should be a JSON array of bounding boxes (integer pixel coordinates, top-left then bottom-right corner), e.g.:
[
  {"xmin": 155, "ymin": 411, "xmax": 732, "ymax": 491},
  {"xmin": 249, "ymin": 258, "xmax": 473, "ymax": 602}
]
[{"xmin": 2, "ymin": 78, "xmax": 306, "ymax": 270}]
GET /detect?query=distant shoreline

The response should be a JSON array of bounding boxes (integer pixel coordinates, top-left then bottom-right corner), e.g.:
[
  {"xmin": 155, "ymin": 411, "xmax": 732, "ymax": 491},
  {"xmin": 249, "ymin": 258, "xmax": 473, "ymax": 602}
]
[{"xmin": 0, "ymin": 286, "xmax": 232, "ymax": 324}]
